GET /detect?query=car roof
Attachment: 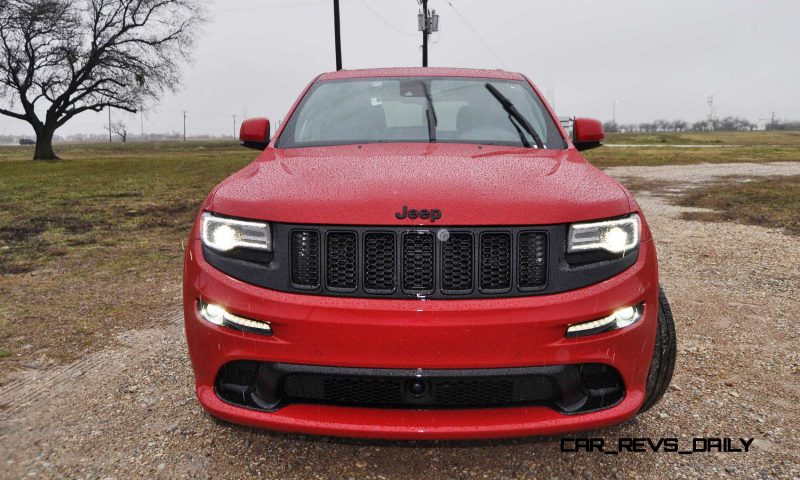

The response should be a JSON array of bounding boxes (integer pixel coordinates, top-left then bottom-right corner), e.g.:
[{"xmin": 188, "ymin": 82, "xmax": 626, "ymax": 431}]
[{"xmin": 319, "ymin": 67, "xmax": 526, "ymax": 81}]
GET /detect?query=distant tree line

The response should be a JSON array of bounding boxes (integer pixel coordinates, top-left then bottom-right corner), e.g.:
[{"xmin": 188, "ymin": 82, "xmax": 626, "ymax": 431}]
[
  {"xmin": 765, "ymin": 118, "xmax": 800, "ymax": 131},
  {"xmin": 603, "ymin": 117, "xmax": 800, "ymax": 133},
  {"xmin": 1, "ymin": 132, "xmax": 233, "ymax": 145}
]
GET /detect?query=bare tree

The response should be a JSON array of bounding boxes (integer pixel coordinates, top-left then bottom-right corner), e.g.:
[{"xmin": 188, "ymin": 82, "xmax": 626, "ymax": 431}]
[
  {"xmin": 0, "ymin": 0, "xmax": 204, "ymax": 159},
  {"xmin": 602, "ymin": 120, "xmax": 619, "ymax": 133},
  {"xmin": 105, "ymin": 120, "xmax": 127, "ymax": 142},
  {"xmin": 671, "ymin": 120, "xmax": 688, "ymax": 132}
]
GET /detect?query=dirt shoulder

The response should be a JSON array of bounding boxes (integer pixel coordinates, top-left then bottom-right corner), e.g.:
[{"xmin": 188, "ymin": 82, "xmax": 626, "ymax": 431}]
[{"xmin": 1, "ymin": 162, "xmax": 798, "ymax": 479}]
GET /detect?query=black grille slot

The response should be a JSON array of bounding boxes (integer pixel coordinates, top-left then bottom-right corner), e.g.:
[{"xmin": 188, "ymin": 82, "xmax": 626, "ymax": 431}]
[
  {"xmin": 480, "ymin": 233, "xmax": 512, "ymax": 291},
  {"xmin": 291, "ymin": 230, "xmax": 320, "ymax": 288},
  {"xmin": 402, "ymin": 232, "xmax": 435, "ymax": 293},
  {"xmin": 326, "ymin": 232, "xmax": 357, "ymax": 290},
  {"xmin": 441, "ymin": 233, "xmax": 473, "ymax": 293},
  {"xmin": 518, "ymin": 232, "xmax": 547, "ymax": 289},
  {"xmin": 284, "ymin": 375, "xmax": 404, "ymax": 405},
  {"xmin": 434, "ymin": 378, "xmax": 514, "ymax": 405},
  {"xmin": 364, "ymin": 233, "xmax": 395, "ymax": 293}
]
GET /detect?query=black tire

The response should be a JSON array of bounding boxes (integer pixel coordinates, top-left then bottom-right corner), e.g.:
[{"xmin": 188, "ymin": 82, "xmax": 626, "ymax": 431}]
[{"xmin": 639, "ymin": 287, "xmax": 677, "ymax": 413}]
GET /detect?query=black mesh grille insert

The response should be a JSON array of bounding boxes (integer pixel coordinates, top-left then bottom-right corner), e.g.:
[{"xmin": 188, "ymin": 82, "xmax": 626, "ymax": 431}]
[
  {"xmin": 364, "ymin": 233, "xmax": 395, "ymax": 293},
  {"xmin": 518, "ymin": 232, "xmax": 547, "ymax": 289},
  {"xmin": 434, "ymin": 379, "xmax": 514, "ymax": 405},
  {"xmin": 326, "ymin": 232, "xmax": 357, "ymax": 290},
  {"xmin": 285, "ymin": 375, "xmax": 404, "ymax": 405},
  {"xmin": 217, "ymin": 361, "xmax": 623, "ymax": 413},
  {"xmin": 402, "ymin": 232, "xmax": 434, "ymax": 293},
  {"xmin": 281, "ymin": 373, "xmax": 555, "ymax": 408},
  {"xmin": 441, "ymin": 233, "xmax": 473, "ymax": 293},
  {"xmin": 291, "ymin": 230, "xmax": 320, "ymax": 288},
  {"xmin": 284, "ymin": 227, "xmax": 549, "ymax": 298},
  {"xmin": 480, "ymin": 233, "xmax": 512, "ymax": 291}
]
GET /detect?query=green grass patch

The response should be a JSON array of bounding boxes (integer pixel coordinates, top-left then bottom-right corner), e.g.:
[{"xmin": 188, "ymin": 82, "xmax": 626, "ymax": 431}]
[
  {"xmin": 0, "ymin": 141, "xmax": 253, "ymax": 366},
  {"xmin": 584, "ymin": 145, "xmax": 800, "ymax": 167},
  {"xmin": 584, "ymin": 131, "xmax": 800, "ymax": 167},
  {"xmin": 679, "ymin": 176, "xmax": 800, "ymax": 235},
  {"xmin": 0, "ymin": 141, "xmax": 249, "ymax": 273},
  {"xmin": 605, "ymin": 130, "xmax": 800, "ymax": 146}
]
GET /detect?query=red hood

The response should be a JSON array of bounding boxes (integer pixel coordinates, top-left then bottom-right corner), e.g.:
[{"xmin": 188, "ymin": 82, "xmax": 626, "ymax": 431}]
[{"xmin": 207, "ymin": 143, "xmax": 631, "ymax": 226}]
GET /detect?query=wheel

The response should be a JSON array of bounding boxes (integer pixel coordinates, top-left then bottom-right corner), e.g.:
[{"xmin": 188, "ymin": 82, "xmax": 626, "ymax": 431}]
[{"xmin": 639, "ymin": 287, "xmax": 677, "ymax": 413}]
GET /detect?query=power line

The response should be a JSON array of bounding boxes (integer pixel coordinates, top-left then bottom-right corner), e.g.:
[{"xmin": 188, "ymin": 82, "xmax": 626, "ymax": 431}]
[
  {"xmin": 445, "ymin": 0, "xmax": 507, "ymax": 68},
  {"xmin": 359, "ymin": 0, "xmax": 417, "ymax": 37},
  {"xmin": 212, "ymin": 0, "xmax": 335, "ymax": 13}
]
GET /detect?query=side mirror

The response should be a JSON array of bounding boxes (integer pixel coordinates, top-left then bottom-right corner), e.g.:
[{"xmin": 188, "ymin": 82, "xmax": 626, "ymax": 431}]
[
  {"xmin": 572, "ymin": 118, "xmax": 604, "ymax": 151},
  {"xmin": 239, "ymin": 117, "xmax": 270, "ymax": 150}
]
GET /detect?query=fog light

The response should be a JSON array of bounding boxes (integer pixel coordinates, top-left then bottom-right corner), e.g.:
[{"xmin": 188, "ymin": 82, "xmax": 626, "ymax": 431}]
[
  {"xmin": 566, "ymin": 304, "xmax": 643, "ymax": 337},
  {"xmin": 198, "ymin": 301, "xmax": 272, "ymax": 335}
]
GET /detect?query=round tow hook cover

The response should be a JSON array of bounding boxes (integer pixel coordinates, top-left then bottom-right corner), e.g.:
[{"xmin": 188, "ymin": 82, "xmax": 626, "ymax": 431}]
[{"xmin": 407, "ymin": 379, "xmax": 427, "ymax": 397}]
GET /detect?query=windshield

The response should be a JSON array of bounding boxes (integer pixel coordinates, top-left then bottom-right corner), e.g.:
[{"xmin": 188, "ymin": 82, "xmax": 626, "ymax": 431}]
[{"xmin": 276, "ymin": 77, "xmax": 567, "ymax": 149}]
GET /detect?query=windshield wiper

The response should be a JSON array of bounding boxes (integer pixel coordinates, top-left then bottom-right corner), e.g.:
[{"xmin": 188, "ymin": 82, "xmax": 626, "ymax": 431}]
[
  {"xmin": 484, "ymin": 83, "xmax": 545, "ymax": 149},
  {"xmin": 505, "ymin": 114, "xmax": 531, "ymax": 148},
  {"xmin": 422, "ymin": 81, "xmax": 437, "ymax": 142}
]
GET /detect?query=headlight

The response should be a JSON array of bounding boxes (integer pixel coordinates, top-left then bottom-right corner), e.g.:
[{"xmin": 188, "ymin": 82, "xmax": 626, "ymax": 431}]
[
  {"xmin": 568, "ymin": 214, "xmax": 640, "ymax": 254},
  {"xmin": 201, "ymin": 212, "xmax": 271, "ymax": 252}
]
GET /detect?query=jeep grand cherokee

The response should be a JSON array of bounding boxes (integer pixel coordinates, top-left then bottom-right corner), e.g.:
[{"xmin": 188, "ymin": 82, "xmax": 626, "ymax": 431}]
[{"xmin": 183, "ymin": 67, "xmax": 676, "ymax": 439}]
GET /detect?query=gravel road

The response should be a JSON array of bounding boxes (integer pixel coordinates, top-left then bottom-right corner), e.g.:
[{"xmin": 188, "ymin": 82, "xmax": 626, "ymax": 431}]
[{"xmin": 1, "ymin": 162, "xmax": 799, "ymax": 479}]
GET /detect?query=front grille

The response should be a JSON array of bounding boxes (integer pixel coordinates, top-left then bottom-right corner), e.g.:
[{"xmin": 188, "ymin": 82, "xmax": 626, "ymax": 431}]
[
  {"xmin": 288, "ymin": 227, "xmax": 548, "ymax": 298},
  {"xmin": 283, "ymin": 373, "xmax": 554, "ymax": 408},
  {"xmin": 216, "ymin": 362, "xmax": 624, "ymax": 413}
]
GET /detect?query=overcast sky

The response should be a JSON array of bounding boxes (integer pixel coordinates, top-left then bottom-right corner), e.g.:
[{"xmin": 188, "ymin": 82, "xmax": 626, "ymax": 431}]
[{"xmin": 2, "ymin": 0, "xmax": 799, "ymax": 137}]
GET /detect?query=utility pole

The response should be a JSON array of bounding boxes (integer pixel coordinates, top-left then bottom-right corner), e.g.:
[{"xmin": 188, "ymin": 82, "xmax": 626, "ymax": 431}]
[
  {"xmin": 333, "ymin": 0, "xmax": 342, "ymax": 70},
  {"xmin": 183, "ymin": 111, "xmax": 187, "ymax": 141},
  {"xmin": 612, "ymin": 99, "xmax": 619, "ymax": 124},
  {"xmin": 140, "ymin": 106, "xmax": 144, "ymax": 140},
  {"xmin": 418, "ymin": 0, "xmax": 439, "ymax": 67},
  {"xmin": 108, "ymin": 107, "xmax": 112, "ymax": 143},
  {"xmin": 232, "ymin": 115, "xmax": 237, "ymax": 139},
  {"xmin": 706, "ymin": 95, "xmax": 714, "ymax": 131}
]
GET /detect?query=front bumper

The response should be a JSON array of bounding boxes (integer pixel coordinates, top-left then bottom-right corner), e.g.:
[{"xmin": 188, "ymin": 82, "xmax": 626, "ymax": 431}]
[{"xmin": 183, "ymin": 236, "xmax": 659, "ymax": 439}]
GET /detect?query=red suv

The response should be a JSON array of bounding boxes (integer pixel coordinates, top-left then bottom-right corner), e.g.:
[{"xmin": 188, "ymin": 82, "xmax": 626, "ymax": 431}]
[{"xmin": 183, "ymin": 67, "xmax": 676, "ymax": 439}]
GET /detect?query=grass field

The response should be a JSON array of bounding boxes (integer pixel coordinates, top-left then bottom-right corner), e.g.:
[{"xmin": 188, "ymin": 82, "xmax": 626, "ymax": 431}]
[
  {"xmin": 679, "ymin": 175, "xmax": 800, "ymax": 236},
  {"xmin": 0, "ymin": 133, "xmax": 798, "ymax": 368},
  {"xmin": 604, "ymin": 130, "xmax": 800, "ymax": 146},
  {"xmin": 0, "ymin": 141, "xmax": 253, "ymax": 365},
  {"xmin": 583, "ymin": 130, "xmax": 800, "ymax": 167}
]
